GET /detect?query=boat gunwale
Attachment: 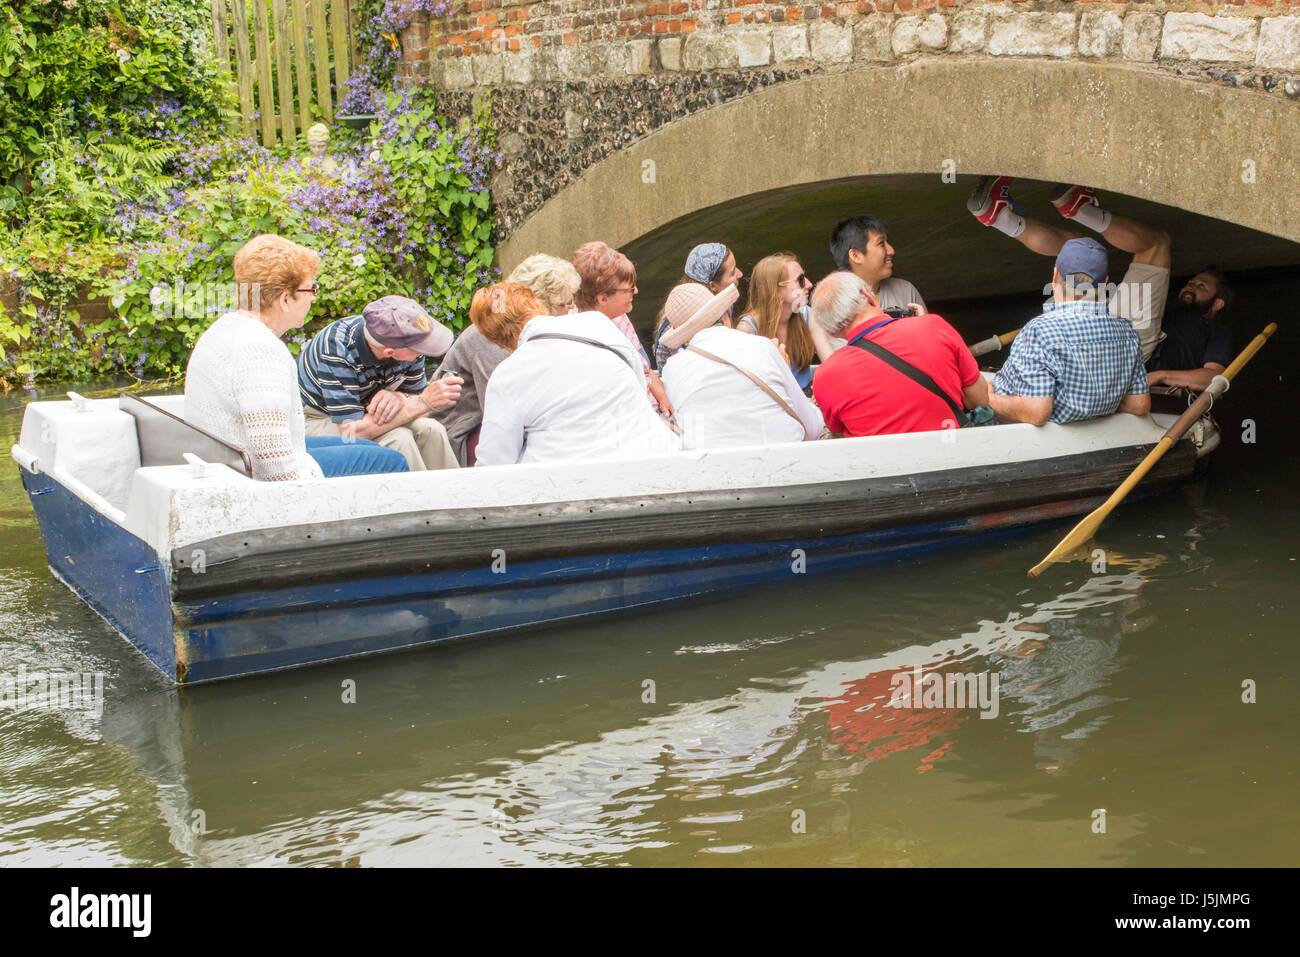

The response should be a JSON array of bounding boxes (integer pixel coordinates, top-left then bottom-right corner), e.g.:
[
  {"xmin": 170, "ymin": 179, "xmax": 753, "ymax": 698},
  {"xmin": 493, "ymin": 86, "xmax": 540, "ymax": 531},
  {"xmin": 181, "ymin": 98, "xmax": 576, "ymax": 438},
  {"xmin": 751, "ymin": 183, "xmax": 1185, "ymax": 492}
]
[{"xmin": 170, "ymin": 440, "xmax": 1200, "ymax": 600}]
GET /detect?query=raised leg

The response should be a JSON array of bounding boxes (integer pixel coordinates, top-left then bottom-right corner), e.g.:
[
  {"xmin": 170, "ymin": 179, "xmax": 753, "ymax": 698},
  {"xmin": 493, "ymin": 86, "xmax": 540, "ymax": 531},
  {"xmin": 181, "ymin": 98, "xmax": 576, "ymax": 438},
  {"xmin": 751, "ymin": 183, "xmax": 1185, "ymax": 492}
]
[
  {"xmin": 1016, "ymin": 217, "xmax": 1087, "ymax": 258},
  {"xmin": 1099, "ymin": 214, "xmax": 1172, "ymax": 268}
]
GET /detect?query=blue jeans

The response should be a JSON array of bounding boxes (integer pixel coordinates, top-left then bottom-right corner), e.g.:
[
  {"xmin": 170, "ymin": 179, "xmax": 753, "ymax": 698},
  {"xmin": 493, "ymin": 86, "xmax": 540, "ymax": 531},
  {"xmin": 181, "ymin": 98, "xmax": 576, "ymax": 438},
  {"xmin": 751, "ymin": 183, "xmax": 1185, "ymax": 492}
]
[{"xmin": 305, "ymin": 436, "xmax": 409, "ymax": 476}]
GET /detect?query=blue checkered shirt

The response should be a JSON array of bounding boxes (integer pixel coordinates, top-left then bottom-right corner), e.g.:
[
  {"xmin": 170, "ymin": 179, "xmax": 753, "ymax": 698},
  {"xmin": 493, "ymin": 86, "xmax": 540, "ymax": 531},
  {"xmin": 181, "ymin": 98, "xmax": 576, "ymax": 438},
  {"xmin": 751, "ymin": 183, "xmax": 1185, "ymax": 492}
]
[{"xmin": 992, "ymin": 299, "xmax": 1147, "ymax": 425}]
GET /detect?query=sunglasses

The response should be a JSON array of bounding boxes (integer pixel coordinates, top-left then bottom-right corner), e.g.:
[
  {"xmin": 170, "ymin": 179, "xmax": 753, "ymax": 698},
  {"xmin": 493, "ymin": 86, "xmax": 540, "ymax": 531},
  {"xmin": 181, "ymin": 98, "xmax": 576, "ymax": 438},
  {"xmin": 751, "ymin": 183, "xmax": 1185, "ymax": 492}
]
[
  {"xmin": 297, "ymin": 280, "xmax": 320, "ymax": 295},
  {"xmin": 779, "ymin": 273, "xmax": 811, "ymax": 289}
]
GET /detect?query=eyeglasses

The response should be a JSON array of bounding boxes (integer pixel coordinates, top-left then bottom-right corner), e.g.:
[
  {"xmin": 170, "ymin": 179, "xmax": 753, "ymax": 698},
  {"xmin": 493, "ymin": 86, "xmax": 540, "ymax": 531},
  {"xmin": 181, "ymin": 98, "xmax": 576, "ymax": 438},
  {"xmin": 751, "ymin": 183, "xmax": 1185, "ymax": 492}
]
[
  {"xmin": 780, "ymin": 273, "xmax": 811, "ymax": 289},
  {"xmin": 608, "ymin": 285, "xmax": 637, "ymax": 295},
  {"xmin": 297, "ymin": 280, "xmax": 320, "ymax": 295}
]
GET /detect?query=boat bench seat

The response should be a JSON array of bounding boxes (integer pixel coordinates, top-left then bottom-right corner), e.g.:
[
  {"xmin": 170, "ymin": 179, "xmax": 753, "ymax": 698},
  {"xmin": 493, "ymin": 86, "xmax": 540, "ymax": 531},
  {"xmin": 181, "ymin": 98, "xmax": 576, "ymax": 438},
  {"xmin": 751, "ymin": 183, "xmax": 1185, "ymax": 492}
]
[{"xmin": 118, "ymin": 392, "xmax": 253, "ymax": 478}]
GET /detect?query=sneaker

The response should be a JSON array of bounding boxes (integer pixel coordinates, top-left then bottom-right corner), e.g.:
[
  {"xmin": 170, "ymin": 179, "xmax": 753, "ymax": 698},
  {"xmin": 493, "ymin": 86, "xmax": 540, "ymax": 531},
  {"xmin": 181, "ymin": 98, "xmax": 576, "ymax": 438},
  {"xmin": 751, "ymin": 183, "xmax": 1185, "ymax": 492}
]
[
  {"xmin": 967, "ymin": 175, "xmax": 1014, "ymax": 226},
  {"xmin": 1050, "ymin": 184, "xmax": 1098, "ymax": 219}
]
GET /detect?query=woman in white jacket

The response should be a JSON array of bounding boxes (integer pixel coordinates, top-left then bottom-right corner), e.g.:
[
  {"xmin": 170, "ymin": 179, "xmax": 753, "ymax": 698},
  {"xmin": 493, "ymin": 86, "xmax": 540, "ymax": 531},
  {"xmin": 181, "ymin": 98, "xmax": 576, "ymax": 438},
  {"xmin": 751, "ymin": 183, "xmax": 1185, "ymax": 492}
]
[
  {"xmin": 470, "ymin": 283, "xmax": 681, "ymax": 467},
  {"xmin": 660, "ymin": 282, "xmax": 824, "ymax": 449}
]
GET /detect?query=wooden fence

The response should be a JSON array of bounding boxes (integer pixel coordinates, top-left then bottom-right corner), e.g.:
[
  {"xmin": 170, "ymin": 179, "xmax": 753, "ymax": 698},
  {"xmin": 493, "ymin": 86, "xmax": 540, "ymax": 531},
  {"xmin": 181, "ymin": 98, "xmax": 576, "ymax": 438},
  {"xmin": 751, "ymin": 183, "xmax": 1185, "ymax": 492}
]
[{"xmin": 209, "ymin": 0, "xmax": 363, "ymax": 148}]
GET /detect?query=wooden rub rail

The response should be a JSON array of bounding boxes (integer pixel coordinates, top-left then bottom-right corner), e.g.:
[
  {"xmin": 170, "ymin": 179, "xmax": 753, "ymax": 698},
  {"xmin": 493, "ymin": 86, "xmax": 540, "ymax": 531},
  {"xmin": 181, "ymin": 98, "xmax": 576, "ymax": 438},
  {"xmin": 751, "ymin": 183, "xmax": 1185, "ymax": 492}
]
[
  {"xmin": 170, "ymin": 444, "xmax": 1199, "ymax": 600},
  {"xmin": 209, "ymin": 0, "xmax": 362, "ymax": 147}
]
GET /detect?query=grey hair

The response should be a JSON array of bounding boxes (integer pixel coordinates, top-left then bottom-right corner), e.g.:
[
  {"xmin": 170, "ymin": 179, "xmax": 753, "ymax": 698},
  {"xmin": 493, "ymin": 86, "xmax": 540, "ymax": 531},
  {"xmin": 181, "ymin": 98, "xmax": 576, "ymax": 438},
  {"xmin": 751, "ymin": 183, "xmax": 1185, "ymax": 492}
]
[
  {"xmin": 1062, "ymin": 273, "xmax": 1100, "ymax": 301},
  {"xmin": 810, "ymin": 271, "xmax": 871, "ymax": 336},
  {"xmin": 507, "ymin": 254, "xmax": 582, "ymax": 314}
]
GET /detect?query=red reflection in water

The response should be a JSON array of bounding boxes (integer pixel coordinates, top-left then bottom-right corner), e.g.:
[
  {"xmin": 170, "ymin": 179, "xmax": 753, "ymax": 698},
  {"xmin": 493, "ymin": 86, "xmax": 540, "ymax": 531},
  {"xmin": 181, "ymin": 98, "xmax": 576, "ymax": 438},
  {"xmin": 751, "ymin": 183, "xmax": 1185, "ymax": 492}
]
[{"xmin": 824, "ymin": 666, "xmax": 968, "ymax": 773}]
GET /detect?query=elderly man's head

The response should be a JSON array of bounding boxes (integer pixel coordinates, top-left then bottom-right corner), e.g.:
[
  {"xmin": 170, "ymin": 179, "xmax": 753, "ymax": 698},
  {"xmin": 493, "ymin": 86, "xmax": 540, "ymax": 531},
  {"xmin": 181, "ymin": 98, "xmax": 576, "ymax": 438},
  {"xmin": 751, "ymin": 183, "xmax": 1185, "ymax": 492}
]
[{"xmin": 810, "ymin": 271, "xmax": 881, "ymax": 338}]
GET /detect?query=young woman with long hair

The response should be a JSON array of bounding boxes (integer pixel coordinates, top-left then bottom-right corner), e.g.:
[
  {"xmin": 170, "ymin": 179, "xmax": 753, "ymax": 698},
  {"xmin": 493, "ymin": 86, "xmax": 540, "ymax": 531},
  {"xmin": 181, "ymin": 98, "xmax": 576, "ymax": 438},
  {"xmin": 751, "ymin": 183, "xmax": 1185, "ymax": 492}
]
[{"xmin": 735, "ymin": 253, "xmax": 818, "ymax": 392}]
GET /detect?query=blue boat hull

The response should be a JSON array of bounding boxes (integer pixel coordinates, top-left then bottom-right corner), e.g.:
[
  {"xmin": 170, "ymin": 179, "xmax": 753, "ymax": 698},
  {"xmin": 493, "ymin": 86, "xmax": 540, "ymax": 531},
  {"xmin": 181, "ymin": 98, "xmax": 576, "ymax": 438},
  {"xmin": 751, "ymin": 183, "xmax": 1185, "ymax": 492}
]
[
  {"xmin": 24, "ymin": 463, "xmax": 1130, "ymax": 683},
  {"xmin": 22, "ymin": 468, "xmax": 177, "ymax": 677}
]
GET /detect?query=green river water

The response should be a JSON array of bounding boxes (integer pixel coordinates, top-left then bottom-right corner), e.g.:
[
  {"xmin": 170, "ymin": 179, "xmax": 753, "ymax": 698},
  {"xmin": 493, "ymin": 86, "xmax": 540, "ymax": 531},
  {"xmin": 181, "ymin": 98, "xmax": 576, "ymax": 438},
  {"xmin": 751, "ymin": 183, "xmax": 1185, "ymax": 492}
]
[{"xmin": 1, "ymin": 276, "xmax": 1296, "ymax": 868}]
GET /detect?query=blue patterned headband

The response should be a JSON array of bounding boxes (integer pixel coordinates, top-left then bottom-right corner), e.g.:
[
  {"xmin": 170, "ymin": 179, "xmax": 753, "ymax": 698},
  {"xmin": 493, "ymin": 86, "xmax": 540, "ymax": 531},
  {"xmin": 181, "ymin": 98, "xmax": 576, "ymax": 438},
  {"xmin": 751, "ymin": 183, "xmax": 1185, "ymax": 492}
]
[{"xmin": 684, "ymin": 243, "xmax": 728, "ymax": 283}]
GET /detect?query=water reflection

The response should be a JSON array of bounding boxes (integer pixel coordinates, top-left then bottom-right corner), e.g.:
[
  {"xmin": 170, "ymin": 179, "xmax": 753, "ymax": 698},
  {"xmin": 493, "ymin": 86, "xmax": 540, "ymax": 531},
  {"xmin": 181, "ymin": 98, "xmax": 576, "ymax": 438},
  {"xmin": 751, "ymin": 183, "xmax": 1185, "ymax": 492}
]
[
  {"xmin": 991, "ymin": 558, "xmax": 1162, "ymax": 774},
  {"xmin": 68, "ymin": 552, "xmax": 1183, "ymax": 866}
]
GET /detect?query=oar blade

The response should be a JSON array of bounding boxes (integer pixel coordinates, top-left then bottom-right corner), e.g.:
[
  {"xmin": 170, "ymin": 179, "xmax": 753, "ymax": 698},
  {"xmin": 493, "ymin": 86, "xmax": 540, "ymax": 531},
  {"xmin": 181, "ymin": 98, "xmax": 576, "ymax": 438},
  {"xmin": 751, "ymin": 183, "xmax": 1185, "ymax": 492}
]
[
  {"xmin": 1026, "ymin": 322, "xmax": 1275, "ymax": 578},
  {"xmin": 1027, "ymin": 508, "xmax": 1108, "ymax": 577}
]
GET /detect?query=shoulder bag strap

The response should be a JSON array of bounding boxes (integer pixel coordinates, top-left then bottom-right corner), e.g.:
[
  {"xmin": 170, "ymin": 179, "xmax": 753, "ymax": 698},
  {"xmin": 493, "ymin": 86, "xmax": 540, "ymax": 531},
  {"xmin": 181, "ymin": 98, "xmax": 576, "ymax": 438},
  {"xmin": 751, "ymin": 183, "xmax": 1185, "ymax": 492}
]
[
  {"xmin": 684, "ymin": 344, "xmax": 811, "ymax": 436},
  {"xmin": 849, "ymin": 336, "xmax": 968, "ymax": 426},
  {"xmin": 527, "ymin": 332, "xmax": 641, "ymax": 377}
]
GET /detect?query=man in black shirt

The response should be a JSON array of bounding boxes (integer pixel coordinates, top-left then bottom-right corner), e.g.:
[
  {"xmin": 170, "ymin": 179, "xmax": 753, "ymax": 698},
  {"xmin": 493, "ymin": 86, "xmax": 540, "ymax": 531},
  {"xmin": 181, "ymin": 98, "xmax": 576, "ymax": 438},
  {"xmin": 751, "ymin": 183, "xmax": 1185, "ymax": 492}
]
[{"xmin": 1146, "ymin": 267, "xmax": 1234, "ymax": 392}]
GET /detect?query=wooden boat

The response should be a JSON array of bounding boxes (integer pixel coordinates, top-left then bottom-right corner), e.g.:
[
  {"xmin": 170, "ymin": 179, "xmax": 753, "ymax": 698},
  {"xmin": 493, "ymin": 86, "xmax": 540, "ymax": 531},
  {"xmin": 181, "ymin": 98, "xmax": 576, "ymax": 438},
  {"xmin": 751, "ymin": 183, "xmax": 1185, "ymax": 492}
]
[{"xmin": 12, "ymin": 391, "xmax": 1219, "ymax": 684}]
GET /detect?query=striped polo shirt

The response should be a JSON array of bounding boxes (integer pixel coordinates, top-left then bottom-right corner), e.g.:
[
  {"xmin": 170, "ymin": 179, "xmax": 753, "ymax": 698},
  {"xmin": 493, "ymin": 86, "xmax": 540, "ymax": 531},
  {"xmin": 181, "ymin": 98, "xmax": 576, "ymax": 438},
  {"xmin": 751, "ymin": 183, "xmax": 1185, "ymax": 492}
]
[{"xmin": 297, "ymin": 315, "xmax": 428, "ymax": 423}]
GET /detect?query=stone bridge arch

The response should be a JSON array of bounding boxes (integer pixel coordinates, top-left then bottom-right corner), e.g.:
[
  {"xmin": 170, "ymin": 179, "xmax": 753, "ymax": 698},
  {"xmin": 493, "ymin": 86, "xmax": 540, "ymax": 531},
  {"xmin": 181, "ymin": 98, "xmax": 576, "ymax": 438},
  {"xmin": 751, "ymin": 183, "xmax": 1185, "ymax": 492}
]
[{"xmin": 497, "ymin": 56, "xmax": 1300, "ymax": 274}]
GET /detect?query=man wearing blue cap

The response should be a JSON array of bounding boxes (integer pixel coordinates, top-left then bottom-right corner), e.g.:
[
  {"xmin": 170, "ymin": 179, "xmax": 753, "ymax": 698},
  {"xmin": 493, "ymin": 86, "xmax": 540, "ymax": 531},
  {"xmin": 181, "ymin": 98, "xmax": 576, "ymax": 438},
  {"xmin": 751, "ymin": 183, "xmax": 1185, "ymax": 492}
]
[
  {"xmin": 986, "ymin": 237, "xmax": 1150, "ymax": 426},
  {"xmin": 968, "ymin": 176, "xmax": 1170, "ymax": 362},
  {"xmin": 971, "ymin": 178, "xmax": 1237, "ymax": 395}
]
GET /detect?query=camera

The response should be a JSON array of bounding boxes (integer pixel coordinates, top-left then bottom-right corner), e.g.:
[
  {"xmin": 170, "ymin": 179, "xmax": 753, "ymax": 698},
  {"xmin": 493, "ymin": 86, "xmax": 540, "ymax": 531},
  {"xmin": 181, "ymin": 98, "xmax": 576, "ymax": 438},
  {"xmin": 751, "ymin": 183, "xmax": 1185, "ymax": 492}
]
[{"xmin": 883, "ymin": 306, "xmax": 914, "ymax": 320}]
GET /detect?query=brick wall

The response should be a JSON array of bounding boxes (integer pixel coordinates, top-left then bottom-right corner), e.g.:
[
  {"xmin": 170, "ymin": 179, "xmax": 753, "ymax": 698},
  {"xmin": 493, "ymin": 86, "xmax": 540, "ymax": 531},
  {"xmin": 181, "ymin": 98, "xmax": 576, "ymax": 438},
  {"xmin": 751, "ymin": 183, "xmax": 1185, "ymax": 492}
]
[{"xmin": 400, "ymin": 1, "xmax": 1300, "ymax": 70}]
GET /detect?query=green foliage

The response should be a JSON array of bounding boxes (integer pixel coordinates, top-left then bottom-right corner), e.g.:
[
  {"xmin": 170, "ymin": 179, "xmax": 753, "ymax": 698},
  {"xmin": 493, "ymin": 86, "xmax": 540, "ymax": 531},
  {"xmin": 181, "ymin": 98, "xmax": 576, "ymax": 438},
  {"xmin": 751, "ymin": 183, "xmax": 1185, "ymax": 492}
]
[
  {"xmin": 372, "ymin": 88, "xmax": 497, "ymax": 325},
  {"xmin": 2, "ymin": 87, "xmax": 501, "ymax": 390},
  {"xmin": 0, "ymin": 3, "xmax": 500, "ymax": 391},
  {"xmin": 21, "ymin": 119, "xmax": 182, "ymax": 239},
  {"xmin": 0, "ymin": 232, "xmax": 141, "ymax": 386},
  {"xmin": 0, "ymin": 0, "xmax": 230, "ymax": 229}
]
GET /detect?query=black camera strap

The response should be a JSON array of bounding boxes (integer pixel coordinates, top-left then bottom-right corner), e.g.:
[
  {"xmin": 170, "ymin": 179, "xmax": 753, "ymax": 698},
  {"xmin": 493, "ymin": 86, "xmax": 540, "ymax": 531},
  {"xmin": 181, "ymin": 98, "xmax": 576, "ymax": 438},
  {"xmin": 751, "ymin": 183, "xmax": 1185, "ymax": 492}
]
[{"xmin": 849, "ymin": 334, "xmax": 969, "ymax": 427}]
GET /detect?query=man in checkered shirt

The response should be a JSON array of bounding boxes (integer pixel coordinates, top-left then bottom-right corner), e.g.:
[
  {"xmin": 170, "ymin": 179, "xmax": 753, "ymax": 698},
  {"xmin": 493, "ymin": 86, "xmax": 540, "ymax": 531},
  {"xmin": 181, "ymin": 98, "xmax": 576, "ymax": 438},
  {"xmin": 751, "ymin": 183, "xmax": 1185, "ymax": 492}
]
[{"xmin": 988, "ymin": 238, "xmax": 1151, "ymax": 426}]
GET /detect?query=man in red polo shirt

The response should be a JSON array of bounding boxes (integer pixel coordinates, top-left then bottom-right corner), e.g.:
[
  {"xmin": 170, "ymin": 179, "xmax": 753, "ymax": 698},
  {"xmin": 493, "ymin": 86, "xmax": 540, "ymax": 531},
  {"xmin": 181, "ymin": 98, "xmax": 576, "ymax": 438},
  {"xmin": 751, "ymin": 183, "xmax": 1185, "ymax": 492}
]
[{"xmin": 810, "ymin": 271, "xmax": 988, "ymax": 436}]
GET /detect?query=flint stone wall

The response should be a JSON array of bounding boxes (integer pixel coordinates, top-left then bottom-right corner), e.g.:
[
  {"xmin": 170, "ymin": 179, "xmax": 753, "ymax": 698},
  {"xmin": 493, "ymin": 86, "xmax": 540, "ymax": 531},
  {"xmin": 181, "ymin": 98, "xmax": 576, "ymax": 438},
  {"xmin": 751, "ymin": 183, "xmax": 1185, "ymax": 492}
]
[{"xmin": 396, "ymin": 3, "xmax": 1300, "ymax": 241}]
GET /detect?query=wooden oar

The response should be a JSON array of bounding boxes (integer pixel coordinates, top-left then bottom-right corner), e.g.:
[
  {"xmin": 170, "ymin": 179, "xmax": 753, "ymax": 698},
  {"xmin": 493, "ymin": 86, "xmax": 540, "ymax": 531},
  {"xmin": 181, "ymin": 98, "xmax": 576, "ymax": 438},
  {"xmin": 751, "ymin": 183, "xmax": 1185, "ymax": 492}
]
[
  {"xmin": 969, "ymin": 327, "xmax": 1022, "ymax": 357},
  {"xmin": 1027, "ymin": 322, "xmax": 1278, "ymax": 578}
]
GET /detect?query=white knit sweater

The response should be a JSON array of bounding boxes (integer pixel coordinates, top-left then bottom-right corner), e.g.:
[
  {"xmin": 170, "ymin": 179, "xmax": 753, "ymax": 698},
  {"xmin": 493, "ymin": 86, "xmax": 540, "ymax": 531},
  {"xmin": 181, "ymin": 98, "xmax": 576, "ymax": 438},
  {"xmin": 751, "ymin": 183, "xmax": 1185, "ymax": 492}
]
[{"xmin": 184, "ymin": 312, "xmax": 323, "ymax": 482}]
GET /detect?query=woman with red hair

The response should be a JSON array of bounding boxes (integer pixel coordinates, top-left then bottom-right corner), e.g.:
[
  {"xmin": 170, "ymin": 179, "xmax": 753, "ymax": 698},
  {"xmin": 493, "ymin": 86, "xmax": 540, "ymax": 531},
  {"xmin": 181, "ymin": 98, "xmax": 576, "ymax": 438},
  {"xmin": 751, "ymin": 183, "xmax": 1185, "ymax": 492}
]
[
  {"xmin": 431, "ymin": 257, "xmax": 582, "ymax": 465},
  {"xmin": 185, "ymin": 233, "xmax": 407, "ymax": 479}
]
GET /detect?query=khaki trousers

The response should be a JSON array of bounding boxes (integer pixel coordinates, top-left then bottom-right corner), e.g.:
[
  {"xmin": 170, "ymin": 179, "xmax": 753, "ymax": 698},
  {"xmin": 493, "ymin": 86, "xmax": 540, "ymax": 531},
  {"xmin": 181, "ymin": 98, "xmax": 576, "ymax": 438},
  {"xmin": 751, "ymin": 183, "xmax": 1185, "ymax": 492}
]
[
  {"xmin": 303, "ymin": 406, "xmax": 459, "ymax": 471},
  {"xmin": 1114, "ymin": 262, "xmax": 1171, "ymax": 362}
]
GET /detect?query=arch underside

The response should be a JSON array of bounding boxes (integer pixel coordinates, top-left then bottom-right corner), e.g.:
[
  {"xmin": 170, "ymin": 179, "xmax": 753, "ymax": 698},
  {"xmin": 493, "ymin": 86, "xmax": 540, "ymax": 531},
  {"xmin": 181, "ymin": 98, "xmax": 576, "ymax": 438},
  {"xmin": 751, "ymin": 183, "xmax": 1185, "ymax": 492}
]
[{"xmin": 498, "ymin": 58, "xmax": 1300, "ymax": 274}]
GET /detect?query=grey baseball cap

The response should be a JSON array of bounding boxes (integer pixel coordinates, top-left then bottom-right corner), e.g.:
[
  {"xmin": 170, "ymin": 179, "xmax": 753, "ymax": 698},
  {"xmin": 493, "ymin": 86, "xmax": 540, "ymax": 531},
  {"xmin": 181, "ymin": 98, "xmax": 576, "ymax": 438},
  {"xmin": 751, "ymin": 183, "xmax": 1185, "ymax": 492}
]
[
  {"xmin": 362, "ymin": 295, "xmax": 453, "ymax": 357},
  {"xmin": 1055, "ymin": 238, "xmax": 1109, "ymax": 285}
]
